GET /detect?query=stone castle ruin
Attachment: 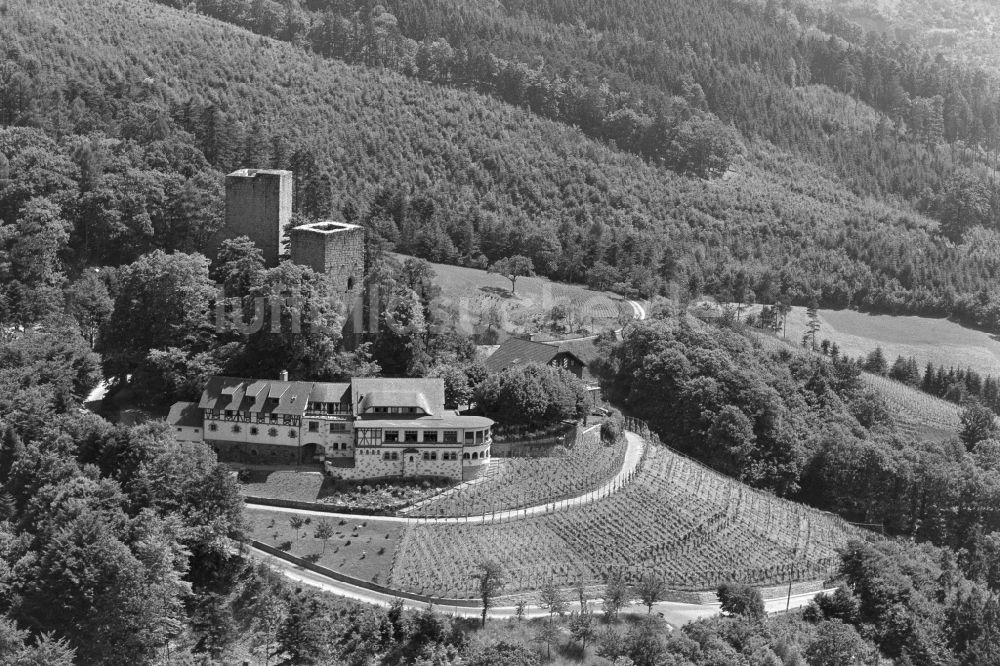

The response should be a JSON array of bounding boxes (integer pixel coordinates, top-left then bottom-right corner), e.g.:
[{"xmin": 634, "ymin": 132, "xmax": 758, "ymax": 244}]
[
  {"xmin": 213, "ymin": 168, "xmax": 363, "ymax": 299},
  {"xmin": 290, "ymin": 220, "xmax": 364, "ymax": 298}
]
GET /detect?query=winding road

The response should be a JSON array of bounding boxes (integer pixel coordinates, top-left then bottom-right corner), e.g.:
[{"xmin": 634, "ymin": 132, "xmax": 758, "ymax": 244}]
[{"xmin": 246, "ymin": 544, "xmax": 831, "ymax": 628}]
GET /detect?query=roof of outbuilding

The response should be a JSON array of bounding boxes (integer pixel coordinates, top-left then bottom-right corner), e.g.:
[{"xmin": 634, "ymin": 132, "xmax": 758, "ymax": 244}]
[
  {"xmin": 166, "ymin": 401, "xmax": 202, "ymax": 428},
  {"xmin": 483, "ymin": 337, "xmax": 562, "ymax": 372},
  {"xmin": 484, "ymin": 336, "xmax": 595, "ymax": 372}
]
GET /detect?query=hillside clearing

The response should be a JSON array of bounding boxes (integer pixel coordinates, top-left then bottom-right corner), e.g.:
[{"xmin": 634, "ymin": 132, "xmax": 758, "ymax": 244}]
[
  {"xmin": 398, "ymin": 254, "xmax": 630, "ymax": 338},
  {"xmin": 744, "ymin": 305, "xmax": 1000, "ymax": 377}
]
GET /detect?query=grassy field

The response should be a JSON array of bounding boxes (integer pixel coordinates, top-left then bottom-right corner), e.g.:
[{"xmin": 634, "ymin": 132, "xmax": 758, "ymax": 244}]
[
  {"xmin": 387, "ymin": 443, "xmax": 865, "ymax": 598},
  {"xmin": 744, "ymin": 305, "xmax": 1000, "ymax": 377},
  {"xmin": 399, "ymin": 254, "xmax": 632, "ymax": 339},
  {"xmin": 245, "ymin": 509, "xmax": 403, "ymax": 585}
]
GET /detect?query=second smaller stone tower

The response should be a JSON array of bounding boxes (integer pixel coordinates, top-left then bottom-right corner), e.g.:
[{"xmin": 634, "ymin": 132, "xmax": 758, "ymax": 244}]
[{"xmin": 290, "ymin": 221, "xmax": 365, "ymax": 298}]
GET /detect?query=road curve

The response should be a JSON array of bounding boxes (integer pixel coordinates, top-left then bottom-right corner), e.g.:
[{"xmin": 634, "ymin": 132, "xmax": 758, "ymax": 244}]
[
  {"xmin": 245, "ymin": 431, "xmax": 645, "ymax": 525},
  {"xmin": 244, "ymin": 544, "xmax": 828, "ymax": 627},
  {"xmin": 629, "ymin": 299, "xmax": 647, "ymax": 321}
]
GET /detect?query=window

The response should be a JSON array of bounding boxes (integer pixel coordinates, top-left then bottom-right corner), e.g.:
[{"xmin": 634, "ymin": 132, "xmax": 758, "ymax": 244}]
[
  {"xmin": 443, "ymin": 431, "xmax": 457, "ymax": 443},
  {"xmin": 463, "ymin": 452, "xmax": 469, "ymax": 460},
  {"xmin": 384, "ymin": 431, "xmax": 399, "ymax": 443},
  {"xmin": 384, "ymin": 452, "xmax": 392, "ymax": 460},
  {"xmin": 464, "ymin": 431, "xmax": 474, "ymax": 442},
  {"xmin": 404, "ymin": 431, "xmax": 418, "ymax": 442},
  {"xmin": 225, "ymin": 410, "xmax": 233, "ymax": 418},
  {"xmin": 422, "ymin": 451, "xmax": 430, "ymax": 461},
  {"xmin": 176, "ymin": 427, "xmax": 181, "ymax": 432},
  {"xmin": 268, "ymin": 428, "xmax": 278, "ymax": 437},
  {"xmin": 373, "ymin": 406, "xmax": 388, "ymax": 413},
  {"xmin": 232, "ymin": 425, "xmax": 241, "ymax": 433},
  {"xmin": 250, "ymin": 427, "xmax": 259, "ymax": 435},
  {"xmin": 289, "ymin": 430, "xmax": 297, "ymax": 438},
  {"xmin": 472, "ymin": 452, "xmax": 478, "ymax": 459},
  {"xmin": 391, "ymin": 452, "xmax": 399, "ymax": 460},
  {"xmin": 308, "ymin": 421, "xmax": 318, "ymax": 432},
  {"xmin": 209, "ymin": 423, "xmax": 218, "ymax": 432},
  {"xmin": 476, "ymin": 431, "xmax": 484, "ymax": 444},
  {"xmin": 329, "ymin": 423, "xmax": 346, "ymax": 432},
  {"xmin": 424, "ymin": 431, "xmax": 438, "ymax": 443},
  {"xmin": 430, "ymin": 451, "xmax": 437, "ymax": 460}
]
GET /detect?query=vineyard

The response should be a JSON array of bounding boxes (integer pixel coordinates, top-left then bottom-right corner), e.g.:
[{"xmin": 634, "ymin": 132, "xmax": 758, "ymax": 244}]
[
  {"xmin": 388, "ymin": 440, "xmax": 867, "ymax": 598},
  {"xmin": 753, "ymin": 329, "xmax": 964, "ymax": 441},
  {"xmin": 861, "ymin": 373, "xmax": 961, "ymax": 441},
  {"xmin": 406, "ymin": 433, "xmax": 628, "ymax": 517}
]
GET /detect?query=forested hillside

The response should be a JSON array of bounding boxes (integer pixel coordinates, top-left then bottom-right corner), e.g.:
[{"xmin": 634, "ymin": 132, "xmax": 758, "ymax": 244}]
[
  {"xmin": 784, "ymin": 0, "xmax": 1000, "ymax": 72},
  {"xmin": 6, "ymin": 0, "xmax": 1000, "ymax": 333}
]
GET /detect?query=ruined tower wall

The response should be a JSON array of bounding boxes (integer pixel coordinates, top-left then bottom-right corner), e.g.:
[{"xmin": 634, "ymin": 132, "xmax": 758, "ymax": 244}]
[
  {"xmin": 218, "ymin": 169, "xmax": 292, "ymax": 267},
  {"xmin": 290, "ymin": 222, "xmax": 365, "ymax": 298}
]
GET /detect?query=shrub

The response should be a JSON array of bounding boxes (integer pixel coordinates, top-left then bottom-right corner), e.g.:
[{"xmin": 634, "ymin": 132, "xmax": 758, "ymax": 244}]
[{"xmin": 602, "ymin": 408, "xmax": 626, "ymax": 443}]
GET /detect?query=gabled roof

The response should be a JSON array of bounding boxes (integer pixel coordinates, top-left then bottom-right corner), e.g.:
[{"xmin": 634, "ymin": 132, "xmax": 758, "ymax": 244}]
[
  {"xmin": 198, "ymin": 376, "xmax": 312, "ymax": 417},
  {"xmin": 270, "ymin": 381, "xmax": 312, "ymax": 415},
  {"xmin": 309, "ymin": 383, "xmax": 351, "ymax": 404},
  {"xmin": 484, "ymin": 337, "xmax": 562, "ymax": 372},
  {"xmin": 167, "ymin": 401, "xmax": 202, "ymax": 428},
  {"xmin": 485, "ymin": 337, "xmax": 590, "ymax": 373},
  {"xmin": 549, "ymin": 338, "xmax": 602, "ymax": 365}
]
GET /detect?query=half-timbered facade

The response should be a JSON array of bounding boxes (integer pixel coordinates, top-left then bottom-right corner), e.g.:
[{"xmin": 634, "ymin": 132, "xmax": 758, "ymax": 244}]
[{"xmin": 168, "ymin": 373, "xmax": 493, "ymax": 481}]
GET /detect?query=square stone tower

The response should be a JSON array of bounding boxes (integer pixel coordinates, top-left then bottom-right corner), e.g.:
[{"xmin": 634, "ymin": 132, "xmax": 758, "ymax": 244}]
[
  {"xmin": 221, "ymin": 168, "xmax": 292, "ymax": 267},
  {"xmin": 290, "ymin": 221, "xmax": 365, "ymax": 297}
]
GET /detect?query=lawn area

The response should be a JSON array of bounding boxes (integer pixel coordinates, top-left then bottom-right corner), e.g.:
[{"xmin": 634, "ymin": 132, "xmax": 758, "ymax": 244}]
[
  {"xmin": 245, "ymin": 509, "xmax": 404, "ymax": 585},
  {"xmin": 239, "ymin": 469, "xmax": 453, "ymax": 511},
  {"xmin": 744, "ymin": 304, "xmax": 1000, "ymax": 376},
  {"xmin": 397, "ymin": 253, "xmax": 631, "ymax": 339}
]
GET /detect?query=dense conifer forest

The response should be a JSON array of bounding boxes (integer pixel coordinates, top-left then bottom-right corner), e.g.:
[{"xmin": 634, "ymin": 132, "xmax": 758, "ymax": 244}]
[{"xmin": 6, "ymin": 0, "xmax": 1000, "ymax": 330}]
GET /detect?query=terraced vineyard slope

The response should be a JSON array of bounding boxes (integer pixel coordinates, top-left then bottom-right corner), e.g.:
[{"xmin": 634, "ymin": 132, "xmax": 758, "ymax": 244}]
[
  {"xmin": 388, "ymin": 441, "xmax": 868, "ymax": 598},
  {"xmin": 408, "ymin": 433, "xmax": 628, "ymax": 517},
  {"xmin": 861, "ymin": 373, "xmax": 961, "ymax": 441}
]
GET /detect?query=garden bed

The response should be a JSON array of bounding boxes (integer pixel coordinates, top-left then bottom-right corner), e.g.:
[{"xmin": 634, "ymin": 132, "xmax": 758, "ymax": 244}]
[{"xmin": 238, "ymin": 469, "xmax": 454, "ymax": 512}]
